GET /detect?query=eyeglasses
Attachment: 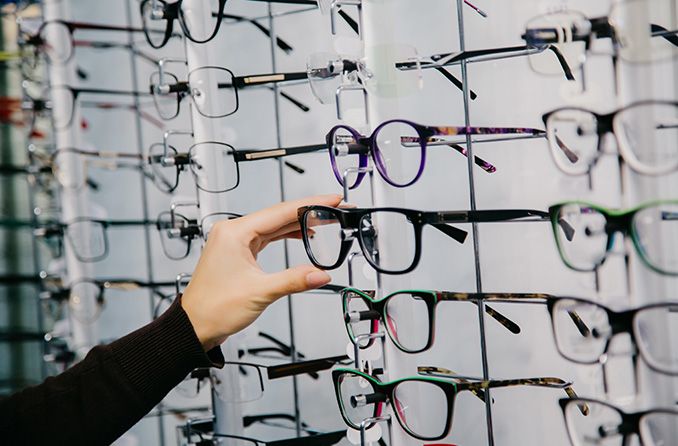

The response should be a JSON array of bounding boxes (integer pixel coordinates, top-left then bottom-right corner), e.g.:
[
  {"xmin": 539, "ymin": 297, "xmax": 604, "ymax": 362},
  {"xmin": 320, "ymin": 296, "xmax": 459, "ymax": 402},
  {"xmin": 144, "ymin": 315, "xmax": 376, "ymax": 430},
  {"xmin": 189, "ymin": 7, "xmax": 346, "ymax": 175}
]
[
  {"xmin": 325, "ymin": 119, "xmax": 574, "ymax": 189},
  {"xmin": 340, "ymin": 287, "xmax": 573, "ymax": 353},
  {"xmin": 333, "ymin": 367, "xmax": 583, "ymax": 441},
  {"xmin": 546, "ymin": 297, "xmax": 678, "ymax": 376},
  {"xmin": 149, "ymin": 65, "xmax": 309, "ymax": 120},
  {"xmin": 561, "ymin": 397, "xmax": 678, "ymax": 446},
  {"xmin": 43, "ymin": 278, "xmax": 177, "ymax": 324},
  {"xmin": 49, "ymin": 148, "xmax": 148, "ymax": 190},
  {"xmin": 522, "ymin": 2, "xmax": 678, "ymax": 77},
  {"xmin": 30, "ymin": 214, "xmax": 201, "ymax": 262},
  {"xmin": 19, "ymin": 19, "xmax": 152, "ymax": 65},
  {"xmin": 549, "ymin": 200, "xmax": 678, "ymax": 275},
  {"xmin": 49, "ymin": 85, "xmax": 152, "ymax": 130},
  {"xmin": 396, "ymin": 43, "xmax": 575, "ymax": 82},
  {"xmin": 297, "ymin": 205, "xmax": 557, "ymax": 274},
  {"xmin": 183, "ymin": 414, "xmax": 348, "ymax": 446},
  {"xmin": 178, "ymin": 354, "xmax": 350, "ymax": 403},
  {"xmin": 140, "ymin": 0, "xmax": 227, "ymax": 48},
  {"xmin": 542, "ymin": 100, "xmax": 678, "ymax": 176}
]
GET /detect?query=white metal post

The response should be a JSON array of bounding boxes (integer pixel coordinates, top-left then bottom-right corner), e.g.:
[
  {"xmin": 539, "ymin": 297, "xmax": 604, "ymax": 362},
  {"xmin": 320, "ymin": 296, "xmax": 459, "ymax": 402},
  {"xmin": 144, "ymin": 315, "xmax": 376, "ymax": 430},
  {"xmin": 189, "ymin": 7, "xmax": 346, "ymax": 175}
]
[{"xmin": 180, "ymin": 0, "xmax": 242, "ymax": 439}]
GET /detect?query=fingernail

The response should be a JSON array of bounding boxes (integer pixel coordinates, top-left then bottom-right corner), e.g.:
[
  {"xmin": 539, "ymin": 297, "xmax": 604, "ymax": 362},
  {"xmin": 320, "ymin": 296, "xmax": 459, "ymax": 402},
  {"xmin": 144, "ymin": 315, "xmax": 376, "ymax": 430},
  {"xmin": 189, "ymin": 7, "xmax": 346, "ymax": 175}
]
[{"xmin": 306, "ymin": 270, "xmax": 331, "ymax": 288}]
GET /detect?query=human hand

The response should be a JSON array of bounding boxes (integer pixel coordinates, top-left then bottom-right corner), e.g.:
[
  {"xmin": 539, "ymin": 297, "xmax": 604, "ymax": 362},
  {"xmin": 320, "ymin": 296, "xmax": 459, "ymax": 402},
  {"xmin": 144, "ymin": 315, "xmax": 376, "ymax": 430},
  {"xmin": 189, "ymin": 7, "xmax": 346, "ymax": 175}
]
[{"xmin": 181, "ymin": 194, "xmax": 342, "ymax": 351}]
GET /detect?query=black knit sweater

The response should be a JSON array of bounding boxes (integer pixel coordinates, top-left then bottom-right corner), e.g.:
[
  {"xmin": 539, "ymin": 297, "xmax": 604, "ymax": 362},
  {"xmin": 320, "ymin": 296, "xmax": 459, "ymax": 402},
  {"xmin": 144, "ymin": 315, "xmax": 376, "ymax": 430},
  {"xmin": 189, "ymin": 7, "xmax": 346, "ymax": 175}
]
[{"xmin": 0, "ymin": 297, "xmax": 224, "ymax": 445}]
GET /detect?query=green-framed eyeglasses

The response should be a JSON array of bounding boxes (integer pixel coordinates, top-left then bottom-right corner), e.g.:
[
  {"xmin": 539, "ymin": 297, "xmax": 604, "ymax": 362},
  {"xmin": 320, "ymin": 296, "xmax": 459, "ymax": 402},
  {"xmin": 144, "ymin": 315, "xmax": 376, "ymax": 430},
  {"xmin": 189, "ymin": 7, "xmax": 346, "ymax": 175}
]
[
  {"xmin": 549, "ymin": 200, "xmax": 678, "ymax": 275},
  {"xmin": 332, "ymin": 367, "xmax": 586, "ymax": 441}
]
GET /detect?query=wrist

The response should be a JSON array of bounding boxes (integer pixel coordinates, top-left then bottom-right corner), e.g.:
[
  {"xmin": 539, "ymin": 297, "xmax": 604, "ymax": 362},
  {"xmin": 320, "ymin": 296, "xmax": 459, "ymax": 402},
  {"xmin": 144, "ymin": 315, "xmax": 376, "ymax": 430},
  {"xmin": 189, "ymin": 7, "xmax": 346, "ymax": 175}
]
[{"xmin": 180, "ymin": 294, "xmax": 226, "ymax": 351}]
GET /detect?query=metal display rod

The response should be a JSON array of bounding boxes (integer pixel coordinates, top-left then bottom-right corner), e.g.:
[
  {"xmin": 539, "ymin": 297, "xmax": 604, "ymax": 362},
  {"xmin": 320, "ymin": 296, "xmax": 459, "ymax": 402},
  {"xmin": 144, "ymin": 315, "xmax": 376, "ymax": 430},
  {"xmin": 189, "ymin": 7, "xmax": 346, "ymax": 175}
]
[{"xmin": 44, "ymin": 0, "xmax": 97, "ymax": 351}]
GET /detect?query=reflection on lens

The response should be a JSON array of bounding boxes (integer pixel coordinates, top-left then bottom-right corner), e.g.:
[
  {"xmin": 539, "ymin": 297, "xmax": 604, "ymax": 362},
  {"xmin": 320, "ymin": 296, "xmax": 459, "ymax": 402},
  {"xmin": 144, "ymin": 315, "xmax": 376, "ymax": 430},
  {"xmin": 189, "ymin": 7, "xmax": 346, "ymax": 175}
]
[
  {"xmin": 187, "ymin": 67, "xmax": 237, "ymax": 118},
  {"xmin": 69, "ymin": 281, "xmax": 101, "ymax": 323},
  {"xmin": 328, "ymin": 126, "xmax": 363, "ymax": 187},
  {"xmin": 359, "ymin": 211, "xmax": 416, "ymax": 273},
  {"xmin": 67, "ymin": 220, "xmax": 107, "ymax": 262},
  {"xmin": 51, "ymin": 86, "xmax": 74, "ymax": 130},
  {"xmin": 307, "ymin": 52, "xmax": 343, "ymax": 104},
  {"xmin": 611, "ymin": 0, "xmax": 678, "ymax": 63},
  {"xmin": 564, "ymin": 399, "xmax": 622, "ymax": 446},
  {"xmin": 212, "ymin": 363, "xmax": 264, "ymax": 403},
  {"xmin": 337, "ymin": 372, "xmax": 378, "ymax": 429},
  {"xmin": 188, "ymin": 142, "xmax": 238, "ymax": 193},
  {"xmin": 393, "ymin": 380, "xmax": 448, "ymax": 439},
  {"xmin": 148, "ymin": 143, "xmax": 180, "ymax": 193},
  {"xmin": 384, "ymin": 292, "xmax": 431, "ymax": 352},
  {"xmin": 180, "ymin": 0, "xmax": 221, "ymax": 43},
  {"xmin": 632, "ymin": 203, "xmax": 678, "ymax": 274},
  {"xmin": 343, "ymin": 291, "xmax": 375, "ymax": 347},
  {"xmin": 373, "ymin": 120, "xmax": 422, "ymax": 186},
  {"xmin": 524, "ymin": 11, "xmax": 587, "ymax": 76},
  {"xmin": 365, "ymin": 44, "xmax": 422, "ymax": 98},
  {"xmin": 553, "ymin": 204, "xmax": 608, "ymax": 271},
  {"xmin": 40, "ymin": 22, "xmax": 73, "ymax": 64},
  {"xmin": 634, "ymin": 304, "xmax": 678, "ymax": 374},
  {"xmin": 304, "ymin": 208, "xmax": 343, "ymax": 268},
  {"xmin": 141, "ymin": 0, "xmax": 169, "ymax": 48},
  {"xmin": 157, "ymin": 212, "xmax": 192, "ymax": 260},
  {"xmin": 640, "ymin": 411, "xmax": 678, "ymax": 446},
  {"xmin": 546, "ymin": 109, "xmax": 599, "ymax": 175},
  {"xmin": 553, "ymin": 299, "xmax": 609, "ymax": 364},
  {"xmin": 614, "ymin": 102, "xmax": 678, "ymax": 174},
  {"xmin": 150, "ymin": 71, "xmax": 181, "ymax": 120}
]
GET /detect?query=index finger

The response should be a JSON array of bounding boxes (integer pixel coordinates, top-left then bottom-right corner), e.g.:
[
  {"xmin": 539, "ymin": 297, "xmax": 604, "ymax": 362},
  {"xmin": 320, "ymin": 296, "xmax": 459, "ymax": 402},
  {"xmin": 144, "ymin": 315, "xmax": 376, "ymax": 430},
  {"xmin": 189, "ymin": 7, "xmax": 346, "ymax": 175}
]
[{"xmin": 240, "ymin": 194, "xmax": 343, "ymax": 237}]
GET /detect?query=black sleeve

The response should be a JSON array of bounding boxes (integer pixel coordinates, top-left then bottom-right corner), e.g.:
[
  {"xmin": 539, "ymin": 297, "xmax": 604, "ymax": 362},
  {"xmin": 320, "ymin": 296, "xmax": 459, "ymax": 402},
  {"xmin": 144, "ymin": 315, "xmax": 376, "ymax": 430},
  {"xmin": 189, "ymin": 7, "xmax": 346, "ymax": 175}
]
[{"xmin": 0, "ymin": 296, "xmax": 224, "ymax": 446}]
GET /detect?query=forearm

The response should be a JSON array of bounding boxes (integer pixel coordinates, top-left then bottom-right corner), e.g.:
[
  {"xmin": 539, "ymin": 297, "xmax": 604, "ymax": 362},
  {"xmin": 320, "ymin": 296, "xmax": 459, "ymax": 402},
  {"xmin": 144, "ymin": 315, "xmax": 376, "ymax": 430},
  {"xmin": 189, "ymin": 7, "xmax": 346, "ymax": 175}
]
[{"xmin": 0, "ymin": 297, "xmax": 224, "ymax": 445}]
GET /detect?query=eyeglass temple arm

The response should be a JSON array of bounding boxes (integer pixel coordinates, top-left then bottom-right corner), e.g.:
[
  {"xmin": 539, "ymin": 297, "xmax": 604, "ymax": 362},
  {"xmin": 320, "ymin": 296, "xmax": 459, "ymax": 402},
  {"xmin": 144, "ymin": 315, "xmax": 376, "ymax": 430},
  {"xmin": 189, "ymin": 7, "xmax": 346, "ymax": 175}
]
[
  {"xmin": 266, "ymin": 354, "xmax": 349, "ymax": 380},
  {"xmin": 229, "ymin": 71, "xmax": 309, "ymax": 89},
  {"xmin": 217, "ymin": 12, "xmax": 294, "ymax": 53},
  {"xmin": 422, "ymin": 366, "xmax": 589, "ymax": 415},
  {"xmin": 650, "ymin": 24, "xmax": 678, "ymax": 46},
  {"xmin": 236, "ymin": 144, "xmax": 327, "ymax": 162},
  {"xmin": 433, "ymin": 66, "xmax": 478, "ymax": 100},
  {"xmin": 416, "ymin": 366, "xmax": 489, "ymax": 402},
  {"xmin": 74, "ymin": 87, "xmax": 153, "ymax": 97}
]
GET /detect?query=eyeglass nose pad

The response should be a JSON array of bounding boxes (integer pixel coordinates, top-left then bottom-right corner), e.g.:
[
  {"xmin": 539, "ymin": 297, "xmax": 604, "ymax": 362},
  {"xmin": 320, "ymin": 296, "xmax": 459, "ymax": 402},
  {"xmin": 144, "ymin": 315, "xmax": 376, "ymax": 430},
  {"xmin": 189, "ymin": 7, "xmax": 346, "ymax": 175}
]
[{"xmin": 150, "ymin": 4, "xmax": 166, "ymax": 20}]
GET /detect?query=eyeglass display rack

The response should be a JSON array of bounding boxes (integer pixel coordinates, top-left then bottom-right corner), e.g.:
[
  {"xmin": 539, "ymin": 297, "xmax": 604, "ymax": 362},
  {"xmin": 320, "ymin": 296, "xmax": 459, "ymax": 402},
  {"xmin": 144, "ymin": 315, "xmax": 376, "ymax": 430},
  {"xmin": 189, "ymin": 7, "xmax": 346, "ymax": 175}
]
[{"xmin": 4, "ymin": 0, "xmax": 677, "ymax": 445}]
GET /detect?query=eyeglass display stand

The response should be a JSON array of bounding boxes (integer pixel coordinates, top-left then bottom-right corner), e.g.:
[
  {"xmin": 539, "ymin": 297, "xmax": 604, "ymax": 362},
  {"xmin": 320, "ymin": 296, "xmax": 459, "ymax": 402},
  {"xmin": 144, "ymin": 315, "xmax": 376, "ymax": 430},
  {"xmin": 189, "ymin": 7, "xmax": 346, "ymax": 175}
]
[
  {"xmin": 43, "ymin": 0, "xmax": 98, "ymax": 352},
  {"xmin": 181, "ymin": 0, "xmax": 242, "ymax": 442}
]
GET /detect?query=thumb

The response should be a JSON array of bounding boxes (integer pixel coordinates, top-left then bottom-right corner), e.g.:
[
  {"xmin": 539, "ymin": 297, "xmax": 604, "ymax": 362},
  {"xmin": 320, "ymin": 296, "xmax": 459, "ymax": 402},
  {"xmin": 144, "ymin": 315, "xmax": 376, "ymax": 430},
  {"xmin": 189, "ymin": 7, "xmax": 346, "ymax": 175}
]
[{"xmin": 265, "ymin": 264, "xmax": 332, "ymax": 298}]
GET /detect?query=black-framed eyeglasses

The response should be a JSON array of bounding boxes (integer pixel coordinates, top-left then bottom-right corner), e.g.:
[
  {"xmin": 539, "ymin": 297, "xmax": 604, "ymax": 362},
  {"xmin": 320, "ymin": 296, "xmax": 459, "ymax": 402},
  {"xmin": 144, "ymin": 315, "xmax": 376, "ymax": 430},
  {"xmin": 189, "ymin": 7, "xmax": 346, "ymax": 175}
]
[
  {"xmin": 542, "ymin": 100, "xmax": 678, "ymax": 176},
  {"xmin": 545, "ymin": 296, "xmax": 678, "ymax": 376},
  {"xmin": 297, "ymin": 205, "xmax": 560, "ymax": 274},
  {"xmin": 140, "ymin": 0, "xmax": 227, "ymax": 48},
  {"xmin": 521, "ymin": 3, "xmax": 678, "ymax": 77},
  {"xmin": 333, "ymin": 367, "xmax": 583, "ymax": 441},
  {"xmin": 149, "ymin": 65, "xmax": 309, "ymax": 120},
  {"xmin": 548, "ymin": 200, "xmax": 678, "ymax": 275},
  {"xmin": 560, "ymin": 397, "xmax": 678, "ymax": 446},
  {"xmin": 19, "ymin": 19, "xmax": 154, "ymax": 65}
]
